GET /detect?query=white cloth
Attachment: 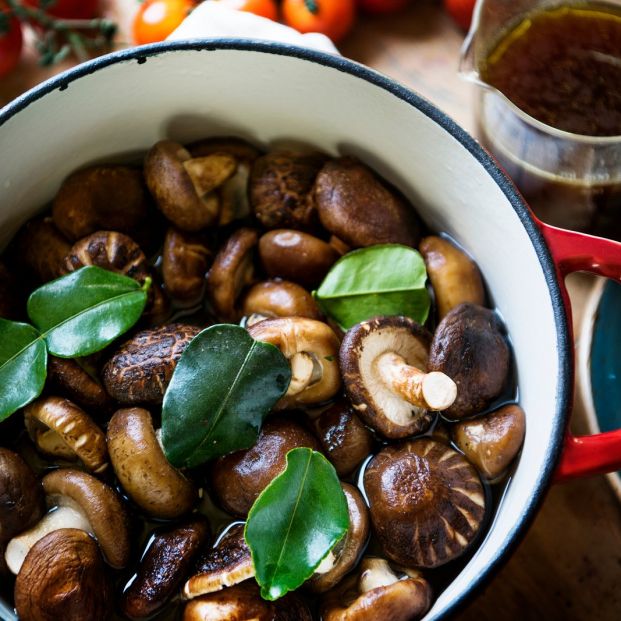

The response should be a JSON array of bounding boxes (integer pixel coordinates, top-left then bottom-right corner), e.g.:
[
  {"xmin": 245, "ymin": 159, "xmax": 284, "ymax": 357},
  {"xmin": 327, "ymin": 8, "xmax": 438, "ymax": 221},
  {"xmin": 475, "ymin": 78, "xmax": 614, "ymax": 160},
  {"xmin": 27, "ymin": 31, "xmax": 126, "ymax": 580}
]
[{"xmin": 168, "ymin": 1, "xmax": 340, "ymax": 55}]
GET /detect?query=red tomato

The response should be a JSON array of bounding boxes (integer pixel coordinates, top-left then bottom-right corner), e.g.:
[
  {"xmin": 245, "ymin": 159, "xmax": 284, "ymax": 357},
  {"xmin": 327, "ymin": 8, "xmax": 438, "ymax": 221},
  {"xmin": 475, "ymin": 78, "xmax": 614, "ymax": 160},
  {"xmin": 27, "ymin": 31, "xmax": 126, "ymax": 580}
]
[
  {"xmin": 133, "ymin": 0, "xmax": 196, "ymax": 45},
  {"xmin": 211, "ymin": 0, "xmax": 278, "ymax": 21},
  {"xmin": 357, "ymin": 0, "xmax": 410, "ymax": 14},
  {"xmin": 0, "ymin": 5, "xmax": 23, "ymax": 78},
  {"xmin": 282, "ymin": 0, "xmax": 356, "ymax": 42},
  {"xmin": 23, "ymin": 0, "xmax": 100, "ymax": 19},
  {"xmin": 444, "ymin": 0, "xmax": 476, "ymax": 31}
]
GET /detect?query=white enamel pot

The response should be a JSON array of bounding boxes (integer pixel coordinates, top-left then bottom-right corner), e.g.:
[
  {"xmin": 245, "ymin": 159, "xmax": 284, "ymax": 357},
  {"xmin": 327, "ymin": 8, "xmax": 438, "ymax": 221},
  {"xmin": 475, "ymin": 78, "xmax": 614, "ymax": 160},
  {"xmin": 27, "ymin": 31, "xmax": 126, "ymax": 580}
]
[{"xmin": 2, "ymin": 41, "xmax": 621, "ymax": 620}]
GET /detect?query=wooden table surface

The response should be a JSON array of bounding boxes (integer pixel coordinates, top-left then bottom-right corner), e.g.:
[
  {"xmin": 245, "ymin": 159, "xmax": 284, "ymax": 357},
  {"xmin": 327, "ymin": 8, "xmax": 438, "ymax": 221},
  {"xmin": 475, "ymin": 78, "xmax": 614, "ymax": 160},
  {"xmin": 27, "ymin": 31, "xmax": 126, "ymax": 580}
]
[{"xmin": 2, "ymin": 2, "xmax": 620, "ymax": 619}]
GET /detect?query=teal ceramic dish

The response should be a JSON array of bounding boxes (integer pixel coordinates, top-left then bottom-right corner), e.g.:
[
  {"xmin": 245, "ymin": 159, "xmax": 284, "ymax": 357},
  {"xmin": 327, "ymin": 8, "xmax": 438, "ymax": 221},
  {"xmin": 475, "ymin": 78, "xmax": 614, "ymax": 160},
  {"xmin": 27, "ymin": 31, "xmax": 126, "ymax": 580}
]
[{"xmin": 581, "ymin": 279, "xmax": 621, "ymax": 500}]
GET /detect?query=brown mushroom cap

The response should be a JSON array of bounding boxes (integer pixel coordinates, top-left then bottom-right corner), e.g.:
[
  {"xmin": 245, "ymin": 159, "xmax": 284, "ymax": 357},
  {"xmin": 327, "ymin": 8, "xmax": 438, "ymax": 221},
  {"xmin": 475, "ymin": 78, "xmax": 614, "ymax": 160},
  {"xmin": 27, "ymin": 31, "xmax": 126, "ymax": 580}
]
[
  {"xmin": 311, "ymin": 400, "xmax": 374, "ymax": 477},
  {"xmin": 315, "ymin": 157, "xmax": 421, "ymax": 248},
  {"xmin": 52, "ymin": 165, "xmax": 148, "ymax": 241},
  {"xmin": 122, "ymin": 518, "xmax": 210, "ymax": 619},
  {"xmin": 211, "ymin": 417, "xmax": 320, "ymax": 516},
  {"xmin": 453, "ymin": 404, "xmax": 526, "ymax": 480},
  {"xmin": 339, "ymin": 316, "xmax": 436, "ymax": 439},
  {"xmin": 258, "ymin": 229, "xmax": 339, "ymax": 287},
  {"xmin": 308, "ymin": 483, "xmax": 370, "ymax": 593},
  {"xmin": 62, "ymin": 230, "xmax": 149, "ymax": 283},
  {"xmin": 145, "ymin": 140, "xmax": 237, "ymax": 231},
  {"xmin": 419, "ymin": 236, "xmax": 485, "ymax": 320},
  {"xmin": 107, "ymin": 408, "xmax": 197, "ymax": 519},
  {"xmin": 206, "ymin": 228, "xmax": 258, "ymax": 322},
  {"xmin": 15, "ymin": 216, "xmax": 71, "ymax": 282},
  {"xmin": 183, "ymin": 581, "xmax": 312, "ymax": 621},
  {"xmin": 242, "ymin": 280, "xmax": 321, "ymax": 322},
  {"xmin": 322, "ymin": 558, "xmax": 432, "ymax": 621},
  {"xmin": 184, "ymin": 523, "xmax": 254, "ymax": 599},
  {"xmin": 103, "ymin": 323, "xmax": 201, "ymax": 405},
  {"xmin": 14, "ymin": 528, "xmax": 111, "ymax": 621},
  {"xmin": 24, "ymin": 396, "xmax": 108, "ymax": 473},
  {"xmin": 162, "ymin": 227, "xmax": 212, "ymax": 302},
  {"xmin": 47, "ymin": 356, "xmax": 111, "ymax": 415},
  {"xmin": 249, "ymin": 151, "xmax": 327, "ymax": 231},
  {"xmin": 0, "ymin": 448, "xmax": 45, "ymax": 542},
  {"xmin": 428, "ymin": 303, "xmax": 510, "ymax": 419},
  {"xmin": 364, "ymin": 438, "xmax": 486, "ymax": 568},
  {"xmin": 248, "ymin": 317, "xmax": 341, "ymax": 407},
  {"xmin": 41, "ymin": 468, "xmax": 131, "ymax": 569}
]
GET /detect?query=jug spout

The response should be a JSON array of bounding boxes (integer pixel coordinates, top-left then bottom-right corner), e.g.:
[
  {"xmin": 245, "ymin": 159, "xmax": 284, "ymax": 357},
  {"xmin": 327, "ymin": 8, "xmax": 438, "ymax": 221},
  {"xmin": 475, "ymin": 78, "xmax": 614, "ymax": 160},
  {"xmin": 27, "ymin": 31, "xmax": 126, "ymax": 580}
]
[{"xmin": 458, "ymin": 0, "xmax": 486, "ymax": 85}]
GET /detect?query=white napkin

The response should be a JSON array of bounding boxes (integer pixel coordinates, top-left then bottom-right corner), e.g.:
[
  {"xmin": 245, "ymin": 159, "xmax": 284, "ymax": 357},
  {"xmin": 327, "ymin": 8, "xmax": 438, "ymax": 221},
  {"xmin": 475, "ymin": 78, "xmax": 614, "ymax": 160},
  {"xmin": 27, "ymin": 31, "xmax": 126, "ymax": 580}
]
[{"xmin": 168, "ymin": 1, "xmax": 340, "ymax": 55}]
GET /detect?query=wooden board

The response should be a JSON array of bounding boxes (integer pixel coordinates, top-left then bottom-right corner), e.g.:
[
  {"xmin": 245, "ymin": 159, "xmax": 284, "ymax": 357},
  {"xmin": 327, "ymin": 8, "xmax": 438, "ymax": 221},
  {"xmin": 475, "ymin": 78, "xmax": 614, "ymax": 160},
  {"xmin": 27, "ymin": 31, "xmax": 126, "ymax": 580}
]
[{"xmin": 2, "ymin": 1, "xmax": 620, "ymax": 618}]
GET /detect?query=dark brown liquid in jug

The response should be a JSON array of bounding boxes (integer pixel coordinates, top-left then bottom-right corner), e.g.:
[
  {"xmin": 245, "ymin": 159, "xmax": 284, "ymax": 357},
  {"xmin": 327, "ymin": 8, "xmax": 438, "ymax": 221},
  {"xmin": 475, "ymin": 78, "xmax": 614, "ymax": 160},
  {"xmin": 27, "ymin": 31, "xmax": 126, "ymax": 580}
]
[
  {"xmin": 483, "ymin": 5, "xmax": 621, "ymax": 136},
  {"xmin": 478, "ymin": 5, "xmax": 621, "ymax": 239}
]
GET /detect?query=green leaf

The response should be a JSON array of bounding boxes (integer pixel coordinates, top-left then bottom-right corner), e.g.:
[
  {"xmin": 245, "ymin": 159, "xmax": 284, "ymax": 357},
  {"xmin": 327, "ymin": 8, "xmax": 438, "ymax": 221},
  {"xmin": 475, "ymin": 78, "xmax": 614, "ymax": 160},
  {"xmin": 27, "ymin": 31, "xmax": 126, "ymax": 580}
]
[
  {"xmin": 245, "ymin": 448, "xmax": 349, "ymax": 600},
  {"xmin": 161, "ymin": 324, "xmax": 291, "ymax": 468},
  {"xmin": 27, "ymin": 266, "xmax": 149, "ymax": 358},
  {"xmin": 0, "ymin": 320, "xmax": 47, "ymax": 421},
  {"xmin": 314, "ymin": 244, "xmax": 430, "ymax": 329}
]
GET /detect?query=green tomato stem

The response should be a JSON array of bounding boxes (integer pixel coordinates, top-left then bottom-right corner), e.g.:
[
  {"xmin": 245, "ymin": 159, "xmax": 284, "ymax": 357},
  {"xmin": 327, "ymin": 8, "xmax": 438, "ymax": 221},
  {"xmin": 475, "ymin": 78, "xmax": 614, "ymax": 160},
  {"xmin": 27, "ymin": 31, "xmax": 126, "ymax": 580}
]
[{"xmin": 304, "ymin": 0, "xmax": 320, "ymax": 16}]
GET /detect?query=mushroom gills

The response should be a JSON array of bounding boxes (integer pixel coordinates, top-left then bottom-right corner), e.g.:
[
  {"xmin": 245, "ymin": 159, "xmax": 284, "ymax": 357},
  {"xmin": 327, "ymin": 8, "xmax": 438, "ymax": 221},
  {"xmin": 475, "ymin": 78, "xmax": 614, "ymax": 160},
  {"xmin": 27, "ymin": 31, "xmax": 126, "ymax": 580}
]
[
  {"xmin": 353, "ymin": 324, "xmax": 430, "ymax": 427},
  {"xmin": 5, "ymin": 502, "xmax": 93, "ymax": 574},
  {"xmin": 359, "ymin": 558, "xmax": 419, "ymax": 593},
  {"xmin": 288, "ymin": 351, "xmax": 324, "ymax": 395},
  {"xmin": 184, "ymin": 524, "xmax": 254, "ymax": 599},
  {"xmin": 24, "ymin": 396, "xmax": 109, "ymax": 473},
  {"xmin": 321, "ymin": 557, "xmax": 432, "ymax": 621},
  {"xmin": 183, "ymin": 154, "xmax": 237, "ymax": 198}
]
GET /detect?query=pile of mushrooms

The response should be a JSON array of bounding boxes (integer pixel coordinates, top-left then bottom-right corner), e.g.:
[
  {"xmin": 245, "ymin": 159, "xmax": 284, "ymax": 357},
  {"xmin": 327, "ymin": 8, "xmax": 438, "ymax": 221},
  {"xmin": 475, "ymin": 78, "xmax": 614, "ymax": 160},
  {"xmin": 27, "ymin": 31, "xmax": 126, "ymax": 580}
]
[{"xmin": 0, "ymin": 136, "xmax": 527, "ymax": 621}]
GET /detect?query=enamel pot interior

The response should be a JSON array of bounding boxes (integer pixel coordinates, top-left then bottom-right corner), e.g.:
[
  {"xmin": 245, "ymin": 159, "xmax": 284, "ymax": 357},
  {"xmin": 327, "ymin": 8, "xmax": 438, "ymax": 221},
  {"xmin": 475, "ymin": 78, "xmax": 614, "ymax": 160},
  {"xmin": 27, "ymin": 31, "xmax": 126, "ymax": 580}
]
[{"xmin": 0, "ymin": 41, "xmax": 570, "ymax": 620}]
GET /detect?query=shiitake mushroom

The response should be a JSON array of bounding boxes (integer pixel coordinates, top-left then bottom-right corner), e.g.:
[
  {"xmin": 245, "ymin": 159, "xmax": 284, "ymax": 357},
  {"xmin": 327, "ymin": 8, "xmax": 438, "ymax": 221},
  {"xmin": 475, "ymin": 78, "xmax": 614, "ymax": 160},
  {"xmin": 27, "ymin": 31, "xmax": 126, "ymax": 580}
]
[
  {"xmin": 364, "ymin": 438, "xmax": 486, "ymax": 568},
  {"xmin": 258, "ymin": 229, "xmax": 339, "ymax": 287},
  {"xmin": 249, "ymin": 151, "xmax": 327, "ymax": 231},
  {"xmin": 321, "ymin": 557, "xmax": 432, "ymax": 621},
  {"xmin": 62, "ymin": 230, "xmax": 149, "ymax": 283},
  {"xmin": 14, "ymin": 528, "xmax": 112, "ymax": 621},
  {"xmin": 453, "ymin": 404, "xmax": 526, "ymax": 480},
  {"xmin": 103, "ymin": 323, "xmax": 202, "ymax": 405},
  {"xmin": 52, "ymin": 165, "xmax": 148, "ymax": 241},
  {"xmin": 242, "ymin": 280, "xmax": 322, "ymax": 322},
  {"xmin": 183, "ymin": 581, "xmax": 312, "ymax": 621},
  {"xmin": 211, "ymin": 417, "xmax": 320, "ymax": 517},
  {"xmin": 0, "ymin": 449, "xmax": 45, "ymax": 543},
  {"xmin": 428, "ymin": 303, "xmax": 510, "ymax": 420},
  {"xmin": 183, "ymin": 523, "xmax": 255, "ymax": 599},
  {"xmin": 122, "ymin": 518, "xmax": 210, "ymax": 619},
  {"xmin": 315, "ymin": 157, "xmax": 421, "ymax": 248},
  {"xmin": 14, "ymin": 216, "xmax": 71, "ymax": 283},
  {"xmin": 311, "ymin": 400, "xmax": 374, "ymax": 477}
]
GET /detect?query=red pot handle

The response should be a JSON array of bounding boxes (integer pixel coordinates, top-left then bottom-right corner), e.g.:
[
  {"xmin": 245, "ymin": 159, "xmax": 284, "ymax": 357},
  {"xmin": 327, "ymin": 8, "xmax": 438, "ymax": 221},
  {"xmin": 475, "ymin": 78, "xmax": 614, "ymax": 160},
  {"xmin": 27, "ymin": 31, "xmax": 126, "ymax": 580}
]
[{"xmin": 539, "ymin": 222, "xmax": 621, "ymax": 482}]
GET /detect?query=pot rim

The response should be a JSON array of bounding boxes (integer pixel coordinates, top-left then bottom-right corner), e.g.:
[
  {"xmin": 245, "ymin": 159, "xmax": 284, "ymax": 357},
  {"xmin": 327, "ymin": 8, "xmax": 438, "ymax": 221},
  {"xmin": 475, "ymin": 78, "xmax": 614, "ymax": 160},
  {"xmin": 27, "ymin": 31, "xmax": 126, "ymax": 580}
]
[{"xmin": 0, "ymin": 39, "xmax": 572, "ymax": 619}]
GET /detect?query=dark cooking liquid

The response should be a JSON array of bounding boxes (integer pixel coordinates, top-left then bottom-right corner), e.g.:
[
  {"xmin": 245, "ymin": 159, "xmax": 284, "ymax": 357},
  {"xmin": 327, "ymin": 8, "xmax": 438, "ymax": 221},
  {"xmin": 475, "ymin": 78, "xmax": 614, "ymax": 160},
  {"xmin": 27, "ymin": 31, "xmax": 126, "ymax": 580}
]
[
  {"xmin": 482, "ymin": 5, "xmax": 621, "ymax": 136},
  {"xmin": 478, "ymin": 5, "xmax": 621, "ymax": 240}
]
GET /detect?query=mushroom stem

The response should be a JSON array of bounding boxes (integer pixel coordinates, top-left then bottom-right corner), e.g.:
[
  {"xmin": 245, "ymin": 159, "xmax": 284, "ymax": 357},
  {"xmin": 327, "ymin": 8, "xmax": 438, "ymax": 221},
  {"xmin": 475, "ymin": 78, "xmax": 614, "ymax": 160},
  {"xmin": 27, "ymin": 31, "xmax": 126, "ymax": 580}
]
[
  {"xmin": 287, "ymin": 352, "xmax": 322, "ymax": 396},
  {"xmin": 5, "ymin": 505, "xmax": 93, "ymax": 575},
  {"xmin": 376, "ymin": 352, "xmax": 457, "ymax": 411}
]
